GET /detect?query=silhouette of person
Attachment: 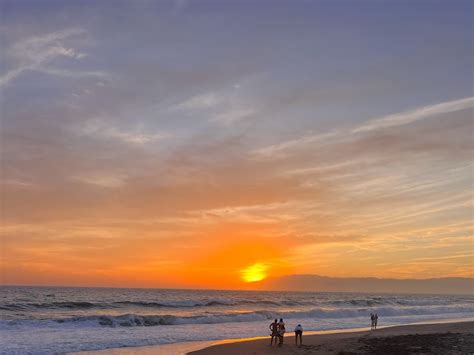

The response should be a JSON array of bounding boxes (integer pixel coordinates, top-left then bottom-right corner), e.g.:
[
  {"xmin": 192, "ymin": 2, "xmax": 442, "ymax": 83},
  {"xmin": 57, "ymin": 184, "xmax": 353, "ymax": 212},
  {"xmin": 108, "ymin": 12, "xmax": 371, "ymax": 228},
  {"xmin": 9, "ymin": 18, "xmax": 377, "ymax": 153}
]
[
  {"xmin": 294, "ymin": 324, "xmax": 303, "ymax": 345},
  {"xmin": 278, "ymin": 318, "xmax": 286, "ymax": 346},
  {"xmin": 374, "ymin": 313, "xmax": 378, "ymax": 329},
  {"xmin": 269, "ymin": 319, "xmax": 279, "ymax": 345}
]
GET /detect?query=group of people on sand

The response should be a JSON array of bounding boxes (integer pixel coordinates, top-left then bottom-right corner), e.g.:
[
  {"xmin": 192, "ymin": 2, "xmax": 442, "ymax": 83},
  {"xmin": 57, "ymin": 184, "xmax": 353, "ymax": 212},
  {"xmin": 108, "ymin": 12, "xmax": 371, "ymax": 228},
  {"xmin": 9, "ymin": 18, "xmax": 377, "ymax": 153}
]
[
  {"xmin": 269, "ymin": 318, "xmax": 304, "ymax": 346},
  {"xmin": 370, "ymin": 312, "xmax": 379, "ymax": 330},
  {"xmin": 268, "ymin": 313, "xmax": 379, "ymax": 347}
]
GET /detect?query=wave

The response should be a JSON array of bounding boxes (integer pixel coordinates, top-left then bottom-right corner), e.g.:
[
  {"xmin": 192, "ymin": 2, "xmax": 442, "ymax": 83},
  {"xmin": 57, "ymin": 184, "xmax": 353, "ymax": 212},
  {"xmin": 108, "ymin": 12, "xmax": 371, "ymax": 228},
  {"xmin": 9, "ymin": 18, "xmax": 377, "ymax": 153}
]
[
  {"xmin": 0, "ymin": 301, "xmax": 107, "ymax": 311},
  {"xmin": 2, "ymin": 295, "xmax": 472, "ymax": 313},
  {"xmin": 0, "ymin": 297, "xmax": 460, "ymax": 311},
  {"xmin": 3, "ymin": 304, "xmax": 472, "ymax": 328},
  {"xmin": 0, "ymin": 299, "xmax": 284, "ymax": 311},
  {"xmin": 113, "ymin": 299, "xmax": 282, "ymax": 308}
]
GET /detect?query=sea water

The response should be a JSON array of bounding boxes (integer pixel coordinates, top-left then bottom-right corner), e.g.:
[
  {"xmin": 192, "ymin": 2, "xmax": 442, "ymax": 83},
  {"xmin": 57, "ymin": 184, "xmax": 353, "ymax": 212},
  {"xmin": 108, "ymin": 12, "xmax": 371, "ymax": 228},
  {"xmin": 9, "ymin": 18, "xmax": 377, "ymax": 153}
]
[{"xmin": 1, "ymin": 286, "xmax": 473, "ymax": 354}]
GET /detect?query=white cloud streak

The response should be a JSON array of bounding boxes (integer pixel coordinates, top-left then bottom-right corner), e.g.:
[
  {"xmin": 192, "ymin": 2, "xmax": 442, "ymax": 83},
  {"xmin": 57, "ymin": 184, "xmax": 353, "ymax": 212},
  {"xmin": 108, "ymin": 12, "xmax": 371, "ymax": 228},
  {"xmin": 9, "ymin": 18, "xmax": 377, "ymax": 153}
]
[
  {"xmin": 214, "ymin": 108, "xmax": 255, "ymax": 125},
  {"xmin": 174, "ymin": 93, "xmax": 219, "ymax": 110},
  {"xmin": 172, "ymin": 91, "xmax": 256, "ymax": 125},
  {"xmin": 253, "ymin": 97, "xmax": 474, "ymax": 159},
  {"xmin": 353, "ymin": 97, "xmax": 474, "ymax": 133},
  {"xmin": 35, "ymin": 67, "xmax": 106, "ymax": 79},
  {"xmin": 0, "ymin": 28, "xmax": 104, "ymax": 88},
  {"xmin": 252, "ymin": 131, "xmax": 339, "ymax": 159},
  {"xmin": 81, "ymin": 119, "xmax": 170, "ymax": 145},
  {"xmin": 73, "ymin": 173, "xmax": 126, "ymax": 188}
]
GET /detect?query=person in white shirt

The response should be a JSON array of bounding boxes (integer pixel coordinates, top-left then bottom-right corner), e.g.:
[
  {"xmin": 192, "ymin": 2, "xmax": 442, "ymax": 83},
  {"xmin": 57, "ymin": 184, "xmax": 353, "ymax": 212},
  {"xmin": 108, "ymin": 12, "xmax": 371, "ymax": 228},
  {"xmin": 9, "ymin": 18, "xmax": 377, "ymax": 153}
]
[{"xmin": 294, "ymin": 324, "xmax": 303, "ymax": 345}]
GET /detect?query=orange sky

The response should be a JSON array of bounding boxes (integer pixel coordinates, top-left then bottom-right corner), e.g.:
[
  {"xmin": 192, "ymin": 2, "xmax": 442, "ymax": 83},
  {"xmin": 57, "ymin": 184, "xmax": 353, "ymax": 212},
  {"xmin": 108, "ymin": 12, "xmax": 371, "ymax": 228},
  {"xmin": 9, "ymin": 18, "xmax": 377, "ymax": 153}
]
[{"xmin": 1, "ymin": 1, "xmax": 473, "ymax": 289}]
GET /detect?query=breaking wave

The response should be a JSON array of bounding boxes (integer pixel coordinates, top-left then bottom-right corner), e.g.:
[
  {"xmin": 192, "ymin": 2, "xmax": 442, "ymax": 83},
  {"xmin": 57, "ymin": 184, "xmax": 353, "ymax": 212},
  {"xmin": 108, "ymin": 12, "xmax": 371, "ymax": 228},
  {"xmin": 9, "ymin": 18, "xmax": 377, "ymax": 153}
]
[
  {"xmin": 3, "ymin": 296, "xmax": 460, "ymax": 312},
  {"xmin": 3, "ymin": 304, "xmax": 471, "ymax": 328},
  {"xmin": 0, "ymin": 299, "xmax": 284, "ymax": 311}
]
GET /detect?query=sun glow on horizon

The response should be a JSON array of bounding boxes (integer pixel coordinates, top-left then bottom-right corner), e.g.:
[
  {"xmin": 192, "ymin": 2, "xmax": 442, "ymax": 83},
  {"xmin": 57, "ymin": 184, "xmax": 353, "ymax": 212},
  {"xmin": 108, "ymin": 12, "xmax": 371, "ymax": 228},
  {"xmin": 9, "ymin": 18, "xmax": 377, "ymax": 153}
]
[
  {"xmin": 1, "ymin": 1, "xmax": 473, "ymax": 289},
  {"xmin": 241, "ymin": 263, "xmax": 268, "ymax": 283}
]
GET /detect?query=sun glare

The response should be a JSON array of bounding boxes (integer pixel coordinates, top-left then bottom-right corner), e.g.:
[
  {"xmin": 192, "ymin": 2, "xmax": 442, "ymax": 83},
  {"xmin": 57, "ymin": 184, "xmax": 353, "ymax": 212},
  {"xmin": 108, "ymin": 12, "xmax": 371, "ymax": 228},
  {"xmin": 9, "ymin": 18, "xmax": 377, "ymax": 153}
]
[{"xmin": 241, "ymin": 263, "xmax": 268, "ymax": 283}]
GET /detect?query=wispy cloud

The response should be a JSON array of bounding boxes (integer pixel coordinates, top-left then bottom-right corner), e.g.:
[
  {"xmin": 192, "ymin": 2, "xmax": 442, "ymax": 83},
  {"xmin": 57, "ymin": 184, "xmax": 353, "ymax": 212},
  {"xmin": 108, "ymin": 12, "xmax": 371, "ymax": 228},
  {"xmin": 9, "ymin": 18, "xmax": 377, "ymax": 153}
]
[
  {"xmin": 11, "ymin": 27, "xmax": 86, "ymax": 61},
  {"xmin": 35, "ymin": 67, "xmax": 106, "ymax": 79},
  {"xmin": 1, "ymin": 179, "xmax": 35, "ymax": 188},
  {"xmin": 174, "ymin": 93, "xmax": 220, "ymax": 110},
  {"xmin": 214, "ymin": 108, "xmax": 255, "ymax": 125},
  {"xmin": 252, "ymin": 97, "xmax": 474, "ymax": 159},
  {"xmin": 252, "ymin": 131, "xmax": 339, "ymax": 159},
  {"xmin": 81, "ymin": 119, "xmax": 170, "ymax": 145},
  {"xmin": 3, "ymin": 1, "xmax": 472, "ymax": 285},
  {"xmin": 173, "ymin": 91, "xmax": 256, "ymax": 125},
  {"xmin": 0, "ymin": 28, "xmax": 104, "ymax": 87},
  {"xmin": 73, "ymin": 173, "xmax": 126, "ymax": 188},
  {"xmin": 353, "ymin": 97, "xmax": 474, "ymax": 133}
]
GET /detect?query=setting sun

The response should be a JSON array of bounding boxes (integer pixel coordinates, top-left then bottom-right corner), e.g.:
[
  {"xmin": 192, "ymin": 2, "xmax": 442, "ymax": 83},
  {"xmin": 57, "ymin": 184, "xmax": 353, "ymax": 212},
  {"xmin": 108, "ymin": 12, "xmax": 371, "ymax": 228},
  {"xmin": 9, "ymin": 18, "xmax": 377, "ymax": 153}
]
[
  {"xmin": 2, "ymin": 1, "xmax": 473, "ymax": 353},
  {"xmin": 241, "ymin": 263, "xmax": 268, "ymax": 283}
]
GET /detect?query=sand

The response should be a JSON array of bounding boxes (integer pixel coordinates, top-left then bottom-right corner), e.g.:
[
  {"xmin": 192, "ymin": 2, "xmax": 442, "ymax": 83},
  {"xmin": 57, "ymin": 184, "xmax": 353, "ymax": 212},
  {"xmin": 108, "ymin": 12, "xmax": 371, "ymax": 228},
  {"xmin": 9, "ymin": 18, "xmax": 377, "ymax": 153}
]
[
  {"xmin": 73, "ymin": 320, "xmax": 474, "ymax": 354},
  {"xmin": 189, "ymin": 321, "xmax": 474, "ymax": 355}
]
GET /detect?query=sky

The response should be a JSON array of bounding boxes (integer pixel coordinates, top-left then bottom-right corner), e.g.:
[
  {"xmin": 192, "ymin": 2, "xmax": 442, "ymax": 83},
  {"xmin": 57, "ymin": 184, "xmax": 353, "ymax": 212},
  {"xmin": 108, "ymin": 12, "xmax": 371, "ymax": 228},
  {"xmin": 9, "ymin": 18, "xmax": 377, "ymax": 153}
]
[{"xmin": 1, "ymin": 0, "xmax": 473, "ymax": 289}]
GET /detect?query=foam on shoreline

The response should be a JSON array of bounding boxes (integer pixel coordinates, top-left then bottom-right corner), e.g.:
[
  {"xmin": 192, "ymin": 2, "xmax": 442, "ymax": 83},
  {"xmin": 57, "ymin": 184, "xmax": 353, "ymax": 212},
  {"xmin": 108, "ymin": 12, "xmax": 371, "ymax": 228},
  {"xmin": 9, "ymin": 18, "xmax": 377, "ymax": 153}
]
[{"xmin": 70, "ymin": 318, "xmax": 474, "ymax": 355}]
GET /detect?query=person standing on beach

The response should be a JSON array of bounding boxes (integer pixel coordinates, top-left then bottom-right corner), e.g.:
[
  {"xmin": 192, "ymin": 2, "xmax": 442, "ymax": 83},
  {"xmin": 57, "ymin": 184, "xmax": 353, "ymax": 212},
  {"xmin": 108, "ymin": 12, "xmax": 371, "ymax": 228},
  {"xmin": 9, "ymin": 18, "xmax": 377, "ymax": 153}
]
[
  {"xmin": 374, "ymin": 313, "xmax": 378, "ymax": 329},
  {"xmin": 294, "ymin": 324, "xmax": 303, "ymax": 345},
  {"xmin": 269, "ymin": 319, "xmax": 279, "ymax": 345},
  {"xmin": 278, "ymin": 318, "xmax": 286, "ymax": 346},
  {"xmin": 370, "ymin": 313, "xmax": 375, "ymax": 330}
]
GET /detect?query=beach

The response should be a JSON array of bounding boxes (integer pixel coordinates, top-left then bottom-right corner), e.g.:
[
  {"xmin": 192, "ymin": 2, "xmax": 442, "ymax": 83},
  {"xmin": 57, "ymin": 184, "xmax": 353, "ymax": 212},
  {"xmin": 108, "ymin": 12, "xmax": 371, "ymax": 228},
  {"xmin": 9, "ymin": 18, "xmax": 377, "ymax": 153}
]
[
  {"xmin": 190, "ymin": 321, "xmax": 474, "ymax": 355},
  {"xmin": 73, "ymin": 320, "xmax": 474, "ymax": 354},
  {"xmin": 2, "ymin": 286, "xmax": 474, "ymax": 353},
  {"xmin": 4, "ymin": 2, "xmax": 474, "ymax": 355}
]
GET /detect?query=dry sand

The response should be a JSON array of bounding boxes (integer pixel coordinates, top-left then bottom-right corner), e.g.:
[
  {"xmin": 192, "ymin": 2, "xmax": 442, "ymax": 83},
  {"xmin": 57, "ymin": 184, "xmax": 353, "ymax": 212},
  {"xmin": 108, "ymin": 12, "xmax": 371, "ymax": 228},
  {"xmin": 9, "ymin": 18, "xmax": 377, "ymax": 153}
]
[{"xmin": 190, "ymin": 321, "xmax": 474, "ymax": 355}]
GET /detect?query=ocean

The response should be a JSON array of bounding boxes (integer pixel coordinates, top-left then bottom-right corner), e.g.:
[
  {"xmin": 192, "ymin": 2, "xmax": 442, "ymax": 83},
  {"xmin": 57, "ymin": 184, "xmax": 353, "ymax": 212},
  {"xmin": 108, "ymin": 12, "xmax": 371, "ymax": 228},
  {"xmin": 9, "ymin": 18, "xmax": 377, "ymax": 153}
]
[{"xmin": 1, "ymin": 286, "xmax": 473, "ymax": 354}]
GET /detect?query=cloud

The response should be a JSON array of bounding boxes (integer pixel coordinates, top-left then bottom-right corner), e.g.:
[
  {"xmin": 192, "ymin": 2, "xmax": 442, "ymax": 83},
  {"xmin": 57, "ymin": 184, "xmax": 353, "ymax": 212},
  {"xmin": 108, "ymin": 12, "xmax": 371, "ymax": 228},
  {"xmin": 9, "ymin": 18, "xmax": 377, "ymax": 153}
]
[
  {"xmin": 10, "ymin": 27, "xmax": 86, "ymax": 61},
  {"xmin": 282, "ymin": 160, "xmax": 365, "ymax": 176},
  {"xmin": 81, "ymin": 119, "xmax": 170, "ymax": 145},
  {"xmin": 0, "ymin": 28, "xmax": 100, "ymax": 87},
  {"xmin": 252, "ymin": 96, "xmax": 474, "ymax": 160},
  {"xmin": 252, "ymin": 131, "xmax": 339, "ymax": 159},
  {"xmin": 1, "ymin": 179, "xmax": 35, "ymax": 188},
  {"xmin": 2, "ymin": 2, "xmax": 473, "ymax": 286},
  {"xmin": 214, "ymin": 108, "xmax": 255, "ymax": 125},
  {"xmin": 0, "ymin": 68, "xmax": 27, "ymax": 88},
  {"xmin": 293, "ymin": 233, "xmax": 367, "ymax": 245},
  {"xmin": 174, "ymin": 93, "xmax": 220, "ymax": 110},
  {"xmin": 35, "ymin": 67, "xmax": 107, "ymax": 79},
  {"xmin": 353, "ymin": 97, "xmax": 474, "ymax": 133},
  {"xmin": 172, "ymin": 92, "xmax": 256, "ymax": 125},
  {"xmin": 106, "ymin": 129, "xmax": 169, "ymax": 145},
  {"xmin": 73, "ymin": 173, "xmax": 126, "ymax": 188}
]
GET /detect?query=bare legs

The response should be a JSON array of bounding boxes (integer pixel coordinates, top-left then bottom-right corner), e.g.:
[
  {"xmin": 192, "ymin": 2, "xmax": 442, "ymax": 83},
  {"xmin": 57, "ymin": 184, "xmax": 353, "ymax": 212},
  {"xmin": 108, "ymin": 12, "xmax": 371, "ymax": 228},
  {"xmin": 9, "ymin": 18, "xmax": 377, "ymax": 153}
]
[{"xmin": 295, "ymin": 331, "xmax": 302, "ymax": 345}]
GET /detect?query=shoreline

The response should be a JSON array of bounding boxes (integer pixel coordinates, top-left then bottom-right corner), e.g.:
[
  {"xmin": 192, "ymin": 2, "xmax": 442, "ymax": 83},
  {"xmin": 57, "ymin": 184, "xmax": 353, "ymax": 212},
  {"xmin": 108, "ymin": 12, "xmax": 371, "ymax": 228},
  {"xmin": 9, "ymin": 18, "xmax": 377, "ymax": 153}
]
[
  {"xmin": 191, "ymin": 320, "xmax": 474, "ymax": 355},
  {"xmin": 72, "ymin": 318, "xmax": 474, "ymax": 355}
]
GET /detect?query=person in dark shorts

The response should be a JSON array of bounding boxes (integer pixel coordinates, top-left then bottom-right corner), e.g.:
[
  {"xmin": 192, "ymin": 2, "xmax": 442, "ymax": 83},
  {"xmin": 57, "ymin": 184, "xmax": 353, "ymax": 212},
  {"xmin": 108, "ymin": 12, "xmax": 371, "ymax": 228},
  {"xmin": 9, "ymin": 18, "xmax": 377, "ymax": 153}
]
[
  {"xmin": 294, "ymin": 324, "xmax": 303, "ymax": 345},
  {"xmin": 374, "ymin": 313, "xmax": 378, "ymax": 329},
  {"xmin": 269, "ymin": 319, "xmax": 279, "ymax": 345}
]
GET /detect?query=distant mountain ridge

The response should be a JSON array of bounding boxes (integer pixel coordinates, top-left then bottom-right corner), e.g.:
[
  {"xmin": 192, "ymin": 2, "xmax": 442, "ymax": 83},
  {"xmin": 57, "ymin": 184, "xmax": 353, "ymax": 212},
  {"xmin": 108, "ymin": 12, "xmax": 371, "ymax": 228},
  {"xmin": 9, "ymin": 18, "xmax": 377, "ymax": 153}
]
[{"xmin": 253, "ymin": 274, "xmax": 473, "ymax": 294}]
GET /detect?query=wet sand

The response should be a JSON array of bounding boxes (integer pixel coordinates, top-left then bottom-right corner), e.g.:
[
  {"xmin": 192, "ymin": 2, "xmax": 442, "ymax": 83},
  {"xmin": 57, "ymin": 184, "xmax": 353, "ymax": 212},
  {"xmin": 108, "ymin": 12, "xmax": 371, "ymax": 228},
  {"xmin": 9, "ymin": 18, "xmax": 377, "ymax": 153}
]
[{"xmin": 190, "ymin": 321, "xmax": 474, "ymax": 355}]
